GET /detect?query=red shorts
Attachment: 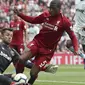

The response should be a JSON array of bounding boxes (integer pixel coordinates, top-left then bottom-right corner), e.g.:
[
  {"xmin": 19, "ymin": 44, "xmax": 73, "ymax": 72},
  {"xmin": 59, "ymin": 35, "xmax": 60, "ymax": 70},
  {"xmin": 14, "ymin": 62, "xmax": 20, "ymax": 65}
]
[{"xmin": 27, "ymin": 40, "xmax": 54, "ymax": 71}]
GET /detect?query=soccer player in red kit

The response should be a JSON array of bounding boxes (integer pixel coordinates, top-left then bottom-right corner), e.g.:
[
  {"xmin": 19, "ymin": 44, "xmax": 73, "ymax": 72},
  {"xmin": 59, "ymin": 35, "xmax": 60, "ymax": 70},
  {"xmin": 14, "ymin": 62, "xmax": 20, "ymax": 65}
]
[
  {"xmin": 14, "ymin": 0, "xmax": 80, "ymax": 85},
  {"xmin": 10, "ymin": 15, "xmax": 26, "ymax": 73}
]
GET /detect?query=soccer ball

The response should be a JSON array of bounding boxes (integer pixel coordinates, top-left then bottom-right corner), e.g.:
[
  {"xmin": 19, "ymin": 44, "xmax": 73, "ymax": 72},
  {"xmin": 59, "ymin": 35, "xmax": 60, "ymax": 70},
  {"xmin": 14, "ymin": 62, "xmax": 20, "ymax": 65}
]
[{"xmin": 13, "ymin": 73, "xmax": 28, "ymax": 84}]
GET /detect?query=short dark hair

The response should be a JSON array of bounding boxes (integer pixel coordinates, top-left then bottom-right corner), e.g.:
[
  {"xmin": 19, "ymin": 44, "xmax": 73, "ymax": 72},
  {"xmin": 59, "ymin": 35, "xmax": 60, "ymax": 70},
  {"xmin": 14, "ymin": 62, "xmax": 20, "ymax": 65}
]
[
  {"xmin": 50, "ymin": 0, "xmax": 62, "ymax": 9},
  {"xmin": 1, "ymin": 28, "xmax": 13, "ymax": 34}
]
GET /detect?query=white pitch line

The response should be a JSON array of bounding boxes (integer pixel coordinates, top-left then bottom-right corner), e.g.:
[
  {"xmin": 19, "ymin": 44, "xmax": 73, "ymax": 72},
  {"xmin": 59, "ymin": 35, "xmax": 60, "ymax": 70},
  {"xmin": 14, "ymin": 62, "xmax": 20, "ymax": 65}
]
[{"xmin": 36, "ymin": 80, "xmax": 85, "ymax": 84}]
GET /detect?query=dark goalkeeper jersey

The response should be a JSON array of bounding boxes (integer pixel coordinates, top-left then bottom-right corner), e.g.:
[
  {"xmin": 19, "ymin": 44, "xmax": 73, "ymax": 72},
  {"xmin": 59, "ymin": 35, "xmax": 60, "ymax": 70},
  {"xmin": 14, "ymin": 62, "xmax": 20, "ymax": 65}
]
[{"xmin": 0, "ymin": 43, "xmax": 19, "ymax": 73}]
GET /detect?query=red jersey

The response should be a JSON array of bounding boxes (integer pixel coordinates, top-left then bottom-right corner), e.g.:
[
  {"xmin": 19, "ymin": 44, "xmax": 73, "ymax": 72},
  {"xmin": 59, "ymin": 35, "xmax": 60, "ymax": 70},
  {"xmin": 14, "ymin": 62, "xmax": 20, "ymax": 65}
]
[
  {"xmin": 18, "ymin": 11, "xmax": 78, "ymax": 52},
  {"xmin": 10, "ymin": 20, "xmax": 25, "ymax": 45}
]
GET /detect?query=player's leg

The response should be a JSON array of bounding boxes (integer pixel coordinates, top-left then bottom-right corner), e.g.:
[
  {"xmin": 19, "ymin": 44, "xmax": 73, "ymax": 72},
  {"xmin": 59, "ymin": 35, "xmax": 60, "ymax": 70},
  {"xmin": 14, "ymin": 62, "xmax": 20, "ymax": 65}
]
[
  {"xmin": 26, "ymin": 55, "xmax": 49, "ymax": 85},
  {"xmin": 25, "ymin": 60, "xmax": 58, "ymax": 74},
  {"xmin": 82, "ymin": 44, "xmax": 85, "ymax": 69},
  {"xmin": 27, "ymin": 64, "xmax": 39, "ymax": 85},
  {"xmin": 14, "ymin": 45, "xmax": 25, "ymax": 73},
  {"xmin": 19, "ymin": 41, "xmax": 39, "ymax": 85},
  {"xmin": 14, "ymin": 40, "xmax": 38, "ymax": 76},
  {"xmin": 25, "ymin": 41, "xmax": 58, "ymax": 74}
]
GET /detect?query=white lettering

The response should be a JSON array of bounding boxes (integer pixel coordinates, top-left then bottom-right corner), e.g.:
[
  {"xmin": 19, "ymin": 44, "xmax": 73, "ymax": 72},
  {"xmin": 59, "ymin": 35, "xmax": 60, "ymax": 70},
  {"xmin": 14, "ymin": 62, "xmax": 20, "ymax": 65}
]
[
  {"xmin": 50, "ymin": 54, "xmax": 84, "ymax": 65},
  {"xmin": 70, "ymin": 56, "xmax": 73, "ymax": 65},
  {"xmin": 79, "ymin": 57, "xmax": 83, "ymax": 64},
  {"xmin": 73, "ymin": 56, "xmax": 78, "ymax": 65},
  {"xmin": 54, "ymin": 26, "xmax": 58, "ymax": 31},
  {"xmin": 0, "ymin": 51, "xmax": 12, "ymax": 61},
  {"xmin": 65, "ymin": 56, "xmax": 68, "ymax": 64},
  {"xmin": 43, "ymin": 22, "xmax": 58, "ymax": 31},
  {"xmin": 56, "ymin": 56, "xmax": 62, "ymax": 65}
]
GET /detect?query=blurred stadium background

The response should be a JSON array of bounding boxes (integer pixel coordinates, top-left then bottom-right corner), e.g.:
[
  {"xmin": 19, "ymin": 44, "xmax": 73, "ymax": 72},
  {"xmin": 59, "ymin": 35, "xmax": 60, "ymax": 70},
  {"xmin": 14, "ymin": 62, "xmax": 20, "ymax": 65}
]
[
  {"xmin": 0, "ymin": 0, "xmax": 85, "ymax": 85},
  {"xmin": 0, "ymin": 0, "xmax": 76, "ymax": 53}
]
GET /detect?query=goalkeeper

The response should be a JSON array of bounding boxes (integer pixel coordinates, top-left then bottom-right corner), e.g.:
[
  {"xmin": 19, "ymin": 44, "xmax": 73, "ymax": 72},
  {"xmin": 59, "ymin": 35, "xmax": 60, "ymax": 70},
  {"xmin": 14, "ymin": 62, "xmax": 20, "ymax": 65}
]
[{"xmin": 0, "ymin": 28, "xmax": 58, "ymax": 85}]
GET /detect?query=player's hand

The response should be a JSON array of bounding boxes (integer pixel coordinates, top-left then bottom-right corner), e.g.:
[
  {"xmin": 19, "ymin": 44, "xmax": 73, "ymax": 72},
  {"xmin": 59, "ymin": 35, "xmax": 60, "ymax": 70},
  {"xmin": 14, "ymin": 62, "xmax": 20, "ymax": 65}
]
[
  {"xmin": 73, "ymin": 51, "xmax": 78, "ymax": 55},
  {"xmin": 13, "ymin": 7, "xmax": 20, "ymax": 15},
  {"xmin": 74, "ymin": 49, "xmax": 81, "ymax": 55},
  {"xmin": 75, "ymin": 50, "xmax": 85, "ymax": 59}
]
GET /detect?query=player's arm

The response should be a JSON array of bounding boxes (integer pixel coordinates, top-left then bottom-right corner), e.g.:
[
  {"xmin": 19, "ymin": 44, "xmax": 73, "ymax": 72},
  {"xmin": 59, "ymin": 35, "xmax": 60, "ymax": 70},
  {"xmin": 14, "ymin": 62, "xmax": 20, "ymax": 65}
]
[
  {"xmin": 14, "ymin": 7, "xmax": 45, "ymax": 24},
  {"xmin": 64, "ymin": 17, "xmax": 85, "ymax": 58},
  {"xmin": 66, "ymin": 27, "xmax": 78, "ymax": 53},
  {"xmin": 64, "ymin": 18, "xmax": 79, "ymax": 54},
  {"xmin": 65, "ymin": 26, "xmax": 85, "ymax": 58}
]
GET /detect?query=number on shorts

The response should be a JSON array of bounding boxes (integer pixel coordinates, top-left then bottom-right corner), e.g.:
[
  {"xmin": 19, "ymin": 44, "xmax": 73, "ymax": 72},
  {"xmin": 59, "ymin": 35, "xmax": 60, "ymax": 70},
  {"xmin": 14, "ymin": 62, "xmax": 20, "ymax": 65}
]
[{"xmin": 39, "ymin": 60, "xmax": 47, "ymax": 68}]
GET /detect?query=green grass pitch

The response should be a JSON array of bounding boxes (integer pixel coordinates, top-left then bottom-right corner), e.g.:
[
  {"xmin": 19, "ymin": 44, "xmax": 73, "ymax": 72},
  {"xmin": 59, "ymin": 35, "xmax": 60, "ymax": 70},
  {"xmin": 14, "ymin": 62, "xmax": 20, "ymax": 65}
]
[{"xmin": 4, "ymin": 64, "xmax": 85, "ymax": 85}]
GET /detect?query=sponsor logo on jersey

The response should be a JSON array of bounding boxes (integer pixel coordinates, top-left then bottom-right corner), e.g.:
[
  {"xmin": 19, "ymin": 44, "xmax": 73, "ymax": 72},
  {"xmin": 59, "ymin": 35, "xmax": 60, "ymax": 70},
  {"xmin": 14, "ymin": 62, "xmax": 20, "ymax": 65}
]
[
  {"xmin": 43, "ymin": 22, "xmax": 58, "ymax": 31},
  {"xmin": 0, "ymin": 51, "xmax": 12, "ymax": 61},
  {"xmin": 43, "ymin": 20, "xmax": 60, "ymax": 31}
]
